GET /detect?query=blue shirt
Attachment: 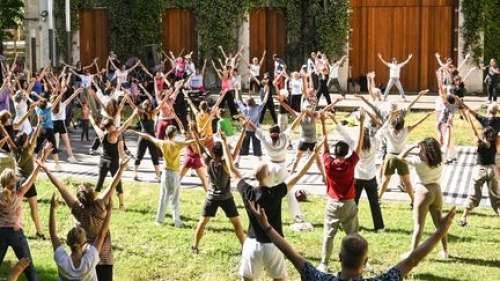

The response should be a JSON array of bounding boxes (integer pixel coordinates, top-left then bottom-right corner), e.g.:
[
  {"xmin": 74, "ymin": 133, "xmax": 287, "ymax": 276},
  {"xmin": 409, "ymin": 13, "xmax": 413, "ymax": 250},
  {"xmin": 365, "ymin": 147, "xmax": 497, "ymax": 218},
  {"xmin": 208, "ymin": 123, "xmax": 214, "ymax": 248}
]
[
  {"xmin": 33, "ymin": 81, "xmax": 43, "ymax": 94},
  {"xmin": 236, "ymin": 100, "xmax": 264, "ymax": 132},
  {"xmin": 36, "ymin": 106, "xmax": 53, "ymax": 129},
  {"xmin": 301, "ymin": 262, "xmax": 402, "ymax": 281}
]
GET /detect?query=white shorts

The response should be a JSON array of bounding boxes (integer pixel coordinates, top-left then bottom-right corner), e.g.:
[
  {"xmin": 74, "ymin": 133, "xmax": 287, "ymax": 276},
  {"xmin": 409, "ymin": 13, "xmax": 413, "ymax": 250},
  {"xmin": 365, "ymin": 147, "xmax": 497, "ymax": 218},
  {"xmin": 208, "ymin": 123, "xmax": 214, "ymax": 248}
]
[
  {"xmin": 239, "ymin": 238, "xmax": 288, "ymax": 279},
  {"xmin": 269, "ymin": 161, "xmax": 289, "ymax": 186}
]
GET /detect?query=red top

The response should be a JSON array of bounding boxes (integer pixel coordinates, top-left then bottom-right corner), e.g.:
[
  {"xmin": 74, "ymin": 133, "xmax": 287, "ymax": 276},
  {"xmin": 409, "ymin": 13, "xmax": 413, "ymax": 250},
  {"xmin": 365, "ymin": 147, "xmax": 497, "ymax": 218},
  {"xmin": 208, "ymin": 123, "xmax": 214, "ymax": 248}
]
[{"xmin": 323, "ymin": 152, "xmax": 359, "ymax": 200}]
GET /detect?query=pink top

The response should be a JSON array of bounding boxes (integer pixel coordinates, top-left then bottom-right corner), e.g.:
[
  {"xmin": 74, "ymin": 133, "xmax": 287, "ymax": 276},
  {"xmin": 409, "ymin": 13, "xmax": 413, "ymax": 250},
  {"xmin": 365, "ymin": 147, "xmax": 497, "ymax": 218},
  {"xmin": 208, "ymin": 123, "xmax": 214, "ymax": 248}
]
[
  {"xmin": 159, "ymin": 101, "xmax": 174, "ymax": 120},
  {"xmin": 221, "ymin": 78, "xmax": 232, "ymax": 93},
  {"xmin": 175, "ymin": 58, "xmax": 186, "ymax": 78},
  {"xmin": 0, "ymin": 191, "xmax": 23, "ymax": 229},
  {"xmin": 155, "ymin": 77, "xmax": 164, "ymax": 93},
  {"xmin": 82, "ymin": 106, "xmax": 90, "ymax": 120}
]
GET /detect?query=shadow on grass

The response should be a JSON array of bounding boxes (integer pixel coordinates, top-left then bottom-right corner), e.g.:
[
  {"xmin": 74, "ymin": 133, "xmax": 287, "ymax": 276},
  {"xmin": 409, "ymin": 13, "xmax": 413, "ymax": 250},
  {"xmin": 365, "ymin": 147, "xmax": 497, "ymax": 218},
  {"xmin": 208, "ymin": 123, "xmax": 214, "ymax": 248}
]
[
  {"xmin": 412, "ymin": 273, "xmax": 460, "ymax": 281},
  {"xmin": 439, "ymin": 256, "xmax": 500, "ymax": 268},
  {"xmin": 0, "ymin": 263, "xmax": 59, "ymax": 281}
]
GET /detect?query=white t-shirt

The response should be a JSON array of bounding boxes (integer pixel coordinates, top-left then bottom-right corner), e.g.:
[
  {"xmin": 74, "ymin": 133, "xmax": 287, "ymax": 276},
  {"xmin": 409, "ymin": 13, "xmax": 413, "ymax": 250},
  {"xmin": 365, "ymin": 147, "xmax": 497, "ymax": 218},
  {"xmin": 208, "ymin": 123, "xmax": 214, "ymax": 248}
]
[
  {"xmin": 377, "ymin": 124, "xmax": 409, "ymax": 154},
  {"xmin": 54, "ymin": 244, "xmax": 100, "ymax": 281},
  {"xmin": 232, "ymin": 75, "xmax": 242, "ymax": 90},
  {"xmin": 79, "ymin": 74, "xmax": 93, "ymax": 88},
  {"xmin": 307, "ymin": 58, "xmax": 316, "ymax": 74},
  {"xmin": 407, "ymin": 156, "xmax": 442, "ymax": 185},
  {"xmin": 52, "ymin": 102, "xmax": 66, "ymax": 121},
  {"xmin": 115, "ymin": 70, "xmax": 129, "ymax": 85},
  {"xmin": 186, "ymin": 62, "xmax": 196, "ymax": 76},
  {"xmin": 389, "ymin": 64, "xmax": 401, "ymax": 79},
  {"xmin": 290, "ymin": 79, "xmax": 303, "ymax": 95},
  {"xmin": 249, "ymin": 64, "xmax": 260, "ymax": 77},
  {"xmin": 330, "ymin": 64, "xmax": 340, "ymax": 79},
  {"xmin": 14, "ymin": 99, "xmax": 32, "ymax": 135},
  {"xmin": 255, "ymin": 127, "xmax": 290, "ymax": 163}
]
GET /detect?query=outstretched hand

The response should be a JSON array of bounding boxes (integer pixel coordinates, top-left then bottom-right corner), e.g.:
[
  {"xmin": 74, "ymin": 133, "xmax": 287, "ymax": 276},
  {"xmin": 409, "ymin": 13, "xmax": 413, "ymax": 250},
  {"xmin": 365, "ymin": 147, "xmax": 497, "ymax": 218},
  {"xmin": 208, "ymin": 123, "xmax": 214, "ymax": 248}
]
[
  {"xmin": 50, "ymin": 193, "xmax": 59, "ymax": 210},
  {"xmin": 247, "ymin": 201, "xmax": 270, "ymax": 229}
]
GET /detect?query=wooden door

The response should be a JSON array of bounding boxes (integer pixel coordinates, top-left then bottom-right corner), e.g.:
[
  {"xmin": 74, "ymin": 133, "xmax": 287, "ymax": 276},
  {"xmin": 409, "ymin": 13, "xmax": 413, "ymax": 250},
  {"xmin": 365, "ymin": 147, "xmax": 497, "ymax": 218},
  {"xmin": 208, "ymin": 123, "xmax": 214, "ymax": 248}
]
[
  {"xmin": 79, "ymin": 8, "xmax": 108, "ymax": 67},
  {"xmin": 350, "ymin": 0, "xmax": 457, "ymax": 91},
  {"xmin": 162, "ymin": 9, "xmax": 196, "ymax": 58},
  {"xmin": 250, "ymin": 8, "xmax": 286, "ymax": 73}
]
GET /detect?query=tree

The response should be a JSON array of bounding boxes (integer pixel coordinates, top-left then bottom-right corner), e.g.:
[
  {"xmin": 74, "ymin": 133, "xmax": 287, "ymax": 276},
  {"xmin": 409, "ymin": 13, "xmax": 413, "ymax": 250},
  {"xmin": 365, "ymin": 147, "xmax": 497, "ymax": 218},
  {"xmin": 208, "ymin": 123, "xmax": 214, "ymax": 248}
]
[{"xmin": 0, "ymin": 0, "xmax": 24, "ymax": 54}]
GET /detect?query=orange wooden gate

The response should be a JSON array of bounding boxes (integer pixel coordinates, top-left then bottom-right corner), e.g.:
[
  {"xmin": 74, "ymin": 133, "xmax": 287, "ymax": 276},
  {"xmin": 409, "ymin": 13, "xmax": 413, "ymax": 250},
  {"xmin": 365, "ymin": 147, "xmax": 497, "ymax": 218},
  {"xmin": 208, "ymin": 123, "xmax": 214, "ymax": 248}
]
[
  {"xmin": 350, "ymin": 0, "xmax": 458, "ymax": 91},
  {"xmin": 79, "ymin": 8, "xmax": 108, "ymax": 67},
  {"xmin": 250, "ymin": 8, "xmax": 286, "ymax": 73},
  {"xmin": 162, "ymin": 8, "xmax": 197, "ymax": 57}
]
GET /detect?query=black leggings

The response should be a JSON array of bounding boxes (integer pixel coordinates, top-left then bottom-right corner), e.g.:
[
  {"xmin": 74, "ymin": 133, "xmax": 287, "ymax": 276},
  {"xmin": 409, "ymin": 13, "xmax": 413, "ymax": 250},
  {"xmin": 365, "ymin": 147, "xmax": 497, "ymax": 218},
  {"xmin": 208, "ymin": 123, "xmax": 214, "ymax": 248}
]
[
  {"xmin": 290, "ymin": 95, "xmax": 302, "ymax": 112},
  {"xmin": 96, "ymin": 158, "xmax": 123, "ymax": 194},
  {"xmin": 221, "ymin": 90, "xmax": 239, "ymax": 117},
  {"xmin": 316, "ymin": 86, "xmax": 332, "ymax": 105},
  {"xmin": 354, "ymin": 177, "xmax": 384, "ymax": 230},
  {"xmin": 96, "ymin": 264, "xmax": 113, "ymax": 281},
  {"xmin": 81, "ymin": 119, "xmax": 90, "ymax": 141},
  {"xmin": 487, "ymin": 82, "xmax": 497, "ymax": 102},
  {"xmin": 135, "ymin": 134, "xmax": 160, "ymax": 166},
  {"xmin": 35, "ymin": 128, "xmax": 58, "ymax": 154},
  {"xmin": 259, "ymin": 93, "xmax": 277, "ymax": 124}
]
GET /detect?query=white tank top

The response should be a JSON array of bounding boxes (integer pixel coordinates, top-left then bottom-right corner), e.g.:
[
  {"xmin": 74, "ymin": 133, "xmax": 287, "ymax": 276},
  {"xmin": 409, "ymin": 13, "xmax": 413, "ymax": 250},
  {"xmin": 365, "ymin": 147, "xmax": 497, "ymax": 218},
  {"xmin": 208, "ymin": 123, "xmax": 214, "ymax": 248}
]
[{"xmin": 290, "ymin": 79, "xmax": 303, "ymax": 95}]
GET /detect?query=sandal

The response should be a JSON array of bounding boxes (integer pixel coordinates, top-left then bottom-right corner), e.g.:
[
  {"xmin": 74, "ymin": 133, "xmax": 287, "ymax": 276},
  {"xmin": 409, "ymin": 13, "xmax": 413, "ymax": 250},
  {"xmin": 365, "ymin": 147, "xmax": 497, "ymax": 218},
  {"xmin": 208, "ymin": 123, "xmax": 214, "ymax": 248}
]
[
  {"xmin": 191, "ymin": 246, "xmax": 199, "ymax": 255},
  {"xmin": 458, "ymin": 220, "xmax": 467, "ymax": 227},
  {"xmin": 35, "ymin": 232, "xmax": 46, "ymax": 240}
]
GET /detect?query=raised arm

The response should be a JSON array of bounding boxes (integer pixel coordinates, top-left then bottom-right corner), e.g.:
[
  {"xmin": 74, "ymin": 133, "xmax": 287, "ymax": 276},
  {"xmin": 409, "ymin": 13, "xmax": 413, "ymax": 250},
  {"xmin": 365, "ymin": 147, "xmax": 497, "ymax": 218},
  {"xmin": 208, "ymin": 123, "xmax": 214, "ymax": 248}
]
[
  {"xmin": 116, "ymin": 108, "xmax": 139, "ymax": 135},
  {"xmin": 434, "ymin": 53, "xmax": 447, "ymax": 67},
  {"xmin": 353, "ymin": 93, "xmax": 384, "ymax": 120},
  {"xmin": 395, "ymin": 208, "xmax": 456, "ymax": 277},
  {"xmin": 408, "ymin": 111, "xmax": 432, "ymax": 132},
  {"xmin": 400, "ymin": 54, "xmax": 413, "ymax": 67},
  {"xmin": 89, "ymin": 114, "xmax": 104, "ymax": 140},
  {"xmin": 377, "ymin": 53, "xmax": 390, "ymax": 67},
  {"xmin": 98, "ymin": 157, "xmax": 130, "ymax": 204},
  {"xmin": 49, "ymin": 194, "xmax": 62, "ymax": 251},
  {"xmin": 275, "ymin": 94, "xmax": 299, "ymax": 117},
  {"xmin": 398, "ymin": 143, "xmax": 419, "ymax": 160},
  {"xmin": 93, "ymin": 202, "xmax": 112, "ymax": 253},
  {"xmin": 286, "ymin": 139, "xmax": 325, "ymax": 189},
  {"xmin": 457, "ymin": 53, "xmax": 471, "ymax": 72},
  {"xmin": 406, "ymin": 89, "xmax": 429, "ymax": 112},
  {"xmin": 218, "ymin": 45, "xmax": 229, "ymax": 61},
  {"xmin": 63, "ymin": 88, "xmax": 84, "ymax": 106},
  {"xmin": 320, "ymin": 113, "xmax": 330, "ymax": 154},
  {"xmin": 465, "ymin": 111, "xmax": 481, "ymax": 142},
  {"xmin": 354, "ymin": 110, "xmax": 366, "ymax": 155},
  {"xmin": 221, "ymin": 133, "xmax": 242, "ymax": 181},
  {"xmin": 231, "ymin": 121, "xmax": 248, "ymax": 160},
  {"xmin": 462, "ymin": 67, "xmax": 478, "ymax": 83},
  {"xmin": 259, "ymin": 50, "xmax": 267, "ymax": 66},
  {"xmin": 39, "ymin": 159, "xmax": 79, "ymax": 208}
]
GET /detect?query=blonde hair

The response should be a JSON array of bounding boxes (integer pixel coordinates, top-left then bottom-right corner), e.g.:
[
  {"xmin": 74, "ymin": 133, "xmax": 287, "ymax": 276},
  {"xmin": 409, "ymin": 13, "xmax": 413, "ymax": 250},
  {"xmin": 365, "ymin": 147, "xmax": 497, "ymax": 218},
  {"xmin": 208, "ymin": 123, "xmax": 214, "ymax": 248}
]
[
  {"xmin": 0, "ymin": 168, "xmax": 16, "ymax": 188},
  {"xmin": 254, "ymin": 163, "xmax": 269, "ymax": 182},
  {"xmin": 66, "ymin": 227, "xmax": 87, "ymax": 251}
]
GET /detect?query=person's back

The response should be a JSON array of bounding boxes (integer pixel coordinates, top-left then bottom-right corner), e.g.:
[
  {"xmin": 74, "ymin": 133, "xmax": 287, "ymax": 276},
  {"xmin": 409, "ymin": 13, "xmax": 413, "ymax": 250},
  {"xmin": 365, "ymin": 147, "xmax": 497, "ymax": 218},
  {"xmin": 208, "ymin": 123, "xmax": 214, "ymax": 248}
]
[
  {"xmin": 54, "ymin": 244, "xmax": 100, "ymax": 281},
  {"xmin": 324, "ymin": 152, "xmax": 359, "ymax": 200},
  {"xmin": 207, "ymin": 159, "xmax": 232, "ymax": 200}
]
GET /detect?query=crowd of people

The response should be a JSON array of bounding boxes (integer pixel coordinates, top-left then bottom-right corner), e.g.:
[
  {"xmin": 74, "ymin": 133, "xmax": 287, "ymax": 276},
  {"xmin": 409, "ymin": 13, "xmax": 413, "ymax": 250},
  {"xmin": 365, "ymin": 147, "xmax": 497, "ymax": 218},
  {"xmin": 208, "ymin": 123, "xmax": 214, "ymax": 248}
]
[{"xmin": 0, "ymin": 46, "xmax": 499, "ymax": 281}]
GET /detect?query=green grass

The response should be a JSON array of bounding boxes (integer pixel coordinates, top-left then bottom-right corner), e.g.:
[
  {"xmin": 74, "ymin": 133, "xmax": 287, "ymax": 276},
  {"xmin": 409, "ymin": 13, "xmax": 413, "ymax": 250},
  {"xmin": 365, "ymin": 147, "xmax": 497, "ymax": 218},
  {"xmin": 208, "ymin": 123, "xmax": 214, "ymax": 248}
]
[{"xmin": 1, "ymin": 178, "xmax": 499, "ymax": 281}]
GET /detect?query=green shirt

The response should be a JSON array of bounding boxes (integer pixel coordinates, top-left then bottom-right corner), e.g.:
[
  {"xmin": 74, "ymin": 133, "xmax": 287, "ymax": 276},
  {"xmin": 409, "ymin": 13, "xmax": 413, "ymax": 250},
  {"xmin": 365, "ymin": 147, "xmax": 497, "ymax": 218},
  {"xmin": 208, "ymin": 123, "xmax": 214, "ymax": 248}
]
[{"xmin": 218, "ymin": 118, "xmax": 235, "ymax": 137}]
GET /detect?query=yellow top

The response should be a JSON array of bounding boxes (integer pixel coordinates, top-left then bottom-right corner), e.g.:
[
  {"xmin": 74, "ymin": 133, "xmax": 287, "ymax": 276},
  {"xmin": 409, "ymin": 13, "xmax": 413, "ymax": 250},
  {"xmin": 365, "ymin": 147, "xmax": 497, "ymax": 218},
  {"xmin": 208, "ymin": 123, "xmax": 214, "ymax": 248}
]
[
  {"xmin": 196, "ymin": 112, "xmax": 213, "ymax": 138},
  {"xmin": 155, "ymin": 139, "xmax": 185, "ymax": 171}
]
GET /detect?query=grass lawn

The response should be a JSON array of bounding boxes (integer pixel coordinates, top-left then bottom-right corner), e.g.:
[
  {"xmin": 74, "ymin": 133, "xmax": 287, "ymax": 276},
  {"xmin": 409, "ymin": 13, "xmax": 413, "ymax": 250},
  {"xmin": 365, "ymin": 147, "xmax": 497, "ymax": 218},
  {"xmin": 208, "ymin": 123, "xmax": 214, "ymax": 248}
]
[{"xmin": 1, "ymin": 178, "xmax": 499, "ymax": 281}]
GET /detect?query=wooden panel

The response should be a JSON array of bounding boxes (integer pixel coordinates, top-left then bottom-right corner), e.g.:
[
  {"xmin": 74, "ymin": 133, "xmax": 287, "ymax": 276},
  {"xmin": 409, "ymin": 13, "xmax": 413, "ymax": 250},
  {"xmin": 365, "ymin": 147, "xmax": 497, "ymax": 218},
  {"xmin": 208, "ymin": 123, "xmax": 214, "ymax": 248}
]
[
  {"xmin": 79, "ymin": 9, "xmax": 108, "ymax": 67},
  {"xmin": 162, "ymin": 9, "xmax": 196, "ymax": 57},
  {"xmin": 249, "ymin": 8, "xmax": 286, "ymax": 73},
  {"xmin": 350, "ymin": 0, "xmax": 456, "ymax": 91}
]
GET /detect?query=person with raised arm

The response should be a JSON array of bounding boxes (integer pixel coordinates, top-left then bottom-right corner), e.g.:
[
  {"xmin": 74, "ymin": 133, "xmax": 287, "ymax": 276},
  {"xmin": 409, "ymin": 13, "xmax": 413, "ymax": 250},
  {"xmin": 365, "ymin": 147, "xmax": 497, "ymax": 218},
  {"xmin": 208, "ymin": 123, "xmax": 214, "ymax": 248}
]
[
  {"xmin": 191, "ymin": 128, "xmax": 248, "ymax": 254},
  {"xmin": 250, "ymin": 109, "xmax": 310, "ymax": 229},
  {"xmin": 377, "ymin": 110, "xmax": 433, "ymax": 203},
  {"xmin": 108, "ymin": 56, "xmax": 141, "ymax": 89},
  {"xmin": 317, "ymin": 110, "xmax": 365, "ymax": 272},
  {"xmin": 459, "ymin": 112, "xmax": 500, "ymax": 226},
  {"xmin": 212, "ymin": 62, "xmax": 239, "ymax": 118},
  {"xmin": 49, "ymin": 192, "xmax": 112, "ymax": 281},
  {"xmin": 0, "ymin": 145, "xmax": 50, "ymax": 281},
  {"xmin": 483, "ymin": 58, "xmax": 500, "ymax": 104},
  {"xmin": 242, "ymin": 50, "xmax": 267, "ymax": 96},
  {"xmin": 398, "ymin": 138, "xmax": 449, "ymax": 259},
  {"xmin": 187, "ymin": 59, "xmax": 208, "ymax": 106},
  {"xmin": 378, "ymin": 53, "xmax": 413, "ymax": 101},
  {"xmin": 366, "ymin": 71, "xmax": 382, "ymax": 102},
  {"xmin": 34, "ymin": 96, "xmax": 61, "ymax": 169},
  {"xmin": 39, "ymin": 155, "xmax": 129, "ymax": 281},
  {"xmin": 130, "ymin": 125, "xmax": 199, "ymax": 227},
  {"xmin": 435, "ymin": 70, "xmax": 459, "ymax": 164},
  {"xmin": 222, "ymin": 127, "xmax": 324, "ymax": 281},
  {"xmin": 89, "ymin": 106, "xmax": 138, "ymax": 209},
  {"xmin": 235, "ymin": 79, "xmax": 271, "ymax": 163},
  {"xmin": 246, "ymin": 198, "xmax": 456, "ymax": 281},
  {"xmin": 328, "ymin": 55, "xmax": 347, "ymax": 98}
]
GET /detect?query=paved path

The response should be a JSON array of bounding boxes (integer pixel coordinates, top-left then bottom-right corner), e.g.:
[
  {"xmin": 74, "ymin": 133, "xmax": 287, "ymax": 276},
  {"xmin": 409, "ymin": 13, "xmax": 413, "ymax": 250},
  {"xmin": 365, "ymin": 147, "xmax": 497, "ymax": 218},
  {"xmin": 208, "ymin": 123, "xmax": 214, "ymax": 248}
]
[{"xmin": 46, "ymin": 128, "xmax": 493, "ymax": 208}]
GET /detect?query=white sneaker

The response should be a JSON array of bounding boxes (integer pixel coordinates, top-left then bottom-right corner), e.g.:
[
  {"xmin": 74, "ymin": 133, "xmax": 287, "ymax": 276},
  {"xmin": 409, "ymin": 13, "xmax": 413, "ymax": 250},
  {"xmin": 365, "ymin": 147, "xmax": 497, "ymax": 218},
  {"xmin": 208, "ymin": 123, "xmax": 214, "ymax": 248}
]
[
  {"xmin": 67, "ymin": 156, "xmax": 78, "ymax": 163},
  {"xmin": 317, "ymin": 263, "xmax": 328, "ymax": 273},
  {"xmin": 174, "ymin": 221, "xmax": 184, "ymax": 228}
]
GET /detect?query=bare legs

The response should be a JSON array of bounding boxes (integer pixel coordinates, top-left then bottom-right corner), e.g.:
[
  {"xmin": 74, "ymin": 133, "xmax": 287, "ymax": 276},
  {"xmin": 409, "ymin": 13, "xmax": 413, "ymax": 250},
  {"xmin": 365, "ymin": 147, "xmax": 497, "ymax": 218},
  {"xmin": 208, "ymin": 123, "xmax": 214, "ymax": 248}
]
[
  {"xmin": 179, "ymin": 166, "xmax": 209, "ymax": 192},
  {"xmin": 379, "ymin": 174, "xmax": 414, "ymax": 204},
  {"xmin": 192, "ymin": 216, "xmax": 245, "ymax": 251},
  {"xmin": 291, "ymin": 150, "xmax": 326, "ymax": 183},
  {"xmin": 27, "ymin": 197, "xmax": 43, "ymax": 236}
]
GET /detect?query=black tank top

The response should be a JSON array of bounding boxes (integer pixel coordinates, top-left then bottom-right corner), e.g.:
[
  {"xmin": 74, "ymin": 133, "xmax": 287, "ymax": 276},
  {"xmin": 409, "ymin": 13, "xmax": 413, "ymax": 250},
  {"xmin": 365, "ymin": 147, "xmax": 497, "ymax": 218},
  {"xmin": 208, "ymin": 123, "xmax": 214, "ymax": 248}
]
[
  {"xmin": 140, "ymin": 113, "xmax": 155, "ymax": 134},
  {"xmin": 102, "ymin": 133, "xmax": 119, "ymax": 160}
]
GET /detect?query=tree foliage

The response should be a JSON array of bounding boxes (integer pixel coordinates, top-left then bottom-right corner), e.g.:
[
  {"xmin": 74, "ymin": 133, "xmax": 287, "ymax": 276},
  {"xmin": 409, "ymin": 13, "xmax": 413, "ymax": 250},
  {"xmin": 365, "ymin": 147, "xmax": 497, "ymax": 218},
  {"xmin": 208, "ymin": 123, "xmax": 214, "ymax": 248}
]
[{"xmin": 0, "ymin": 0, "xmax": 24, "ymax": 53}]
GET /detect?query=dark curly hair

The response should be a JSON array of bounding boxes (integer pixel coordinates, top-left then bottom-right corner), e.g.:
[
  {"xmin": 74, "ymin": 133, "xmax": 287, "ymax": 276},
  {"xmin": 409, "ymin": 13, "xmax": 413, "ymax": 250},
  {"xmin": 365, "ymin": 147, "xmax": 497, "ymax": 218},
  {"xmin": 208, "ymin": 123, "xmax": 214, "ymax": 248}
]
[{"xmin": 418, "ymin": 137, "xmax": 442, "ymax": 168}]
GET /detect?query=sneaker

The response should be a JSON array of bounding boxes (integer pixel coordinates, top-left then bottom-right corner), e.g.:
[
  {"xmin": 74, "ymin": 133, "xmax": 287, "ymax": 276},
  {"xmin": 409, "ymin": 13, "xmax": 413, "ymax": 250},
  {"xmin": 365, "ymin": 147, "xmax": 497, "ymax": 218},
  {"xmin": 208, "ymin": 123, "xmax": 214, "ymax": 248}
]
[
  {"xmin": 402, "ymin": 96, "xmax": 408, "ymax": 102},
  {"xmin": 67, "ymin": 156, "xmax": 78, "ymax": 163},
  {"xmin": 374, "ymin": 228, "xmax": 385, "ymax": 233},
  {"xmin": 317, "ymin": 263, "xmax": 328, "ymax": 273},
  {"xmin": 35, "ymin": 232, "xmax": 46, "ymax": 240},
  {"xmin": 88, "ymin": 149, "xmax": 99, "ymax": 156},
  {"xmin": 155, "ymin": 221, "xmax": 163, "ymax": 227},
  {"xmin": 133, "ymin": 176, "xmax": 140, "ymax": 181},
  {"xmin": 191, "ymin": 246, "xmax": 200, "ymax": 255},
  {"xmin": 458, "ymin": 219, "xmax": 468, "ymax": 227},
  {"xmin": 174, "ymin": 221, "xmax": 184, "ymax": 228},
  {"xmin": 294, "ymin": 215, "xmax": 305, "ymax": 224}
]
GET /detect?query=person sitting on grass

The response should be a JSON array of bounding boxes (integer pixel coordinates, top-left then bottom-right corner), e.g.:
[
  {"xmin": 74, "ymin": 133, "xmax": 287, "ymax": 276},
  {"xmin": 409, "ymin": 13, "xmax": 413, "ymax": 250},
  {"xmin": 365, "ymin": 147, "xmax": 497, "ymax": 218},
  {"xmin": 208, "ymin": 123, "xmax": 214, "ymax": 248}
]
[
  {"xmin": 192, "ymin": 125, "xmax": 248, "ymax": 254},
  {"xmin": 221, "ymin": 130, "xmax": 324, "ymax": 281},
  {"xmin": 317, "ymin": 110, "xmax": 365, "ymax": 272},
  {"xmin": 246, "ymin": 199, "xmax": 456, "ymax": 281},
  {"xmin": 38, "ymin": 155, "xmax": 129, "ymax": 281},
  {"xmin": 49, "ymin": 192, "xmax": 112, "ymax": 281}
]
